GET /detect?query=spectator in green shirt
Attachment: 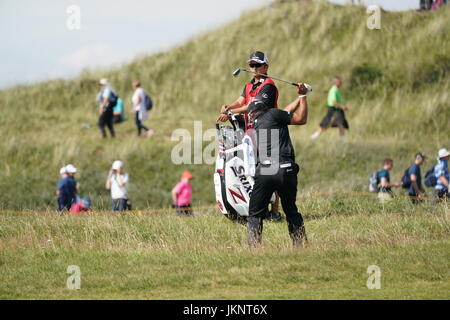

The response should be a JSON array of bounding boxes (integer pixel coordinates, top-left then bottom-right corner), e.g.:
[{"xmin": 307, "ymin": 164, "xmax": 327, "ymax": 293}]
[{"xmin": 311, "ymin": 76, "xmax": 350, "ymax": 139}]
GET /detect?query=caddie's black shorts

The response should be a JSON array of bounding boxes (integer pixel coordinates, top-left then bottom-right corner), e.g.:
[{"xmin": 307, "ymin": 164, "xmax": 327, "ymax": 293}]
[{"xmin": 320, "ymin": 106, "xmax": 349, "ymax": 129}]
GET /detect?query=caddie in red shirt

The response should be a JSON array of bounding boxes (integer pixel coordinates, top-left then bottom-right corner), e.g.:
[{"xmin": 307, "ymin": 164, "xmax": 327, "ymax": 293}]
[
  {"xmin": 218, "ymin": 51, "xmax": 278, "ymax": 128},
  {"xmin": 217, "ymin": 51, "xmax": 282, "ymax": 221}
]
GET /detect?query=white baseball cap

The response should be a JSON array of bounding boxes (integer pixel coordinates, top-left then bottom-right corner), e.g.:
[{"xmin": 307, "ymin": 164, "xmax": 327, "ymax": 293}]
[
  {"xmin": 438, "ymin": 148, "xmax": 450, "ymax": 159},
  {"xmin": 112, "ymin": 160, "xmax": 123, "ymax": 170},
  {"xmin": 65, "ymin": 164, "xmax": 77, "ymax": 173},
  {"xmin": 99, "ymin": 78, "xmax": 108, "ymax": 85},
  {"xmin": 59, "ymin": 167, "xmax": 67, "ymax": 175}
]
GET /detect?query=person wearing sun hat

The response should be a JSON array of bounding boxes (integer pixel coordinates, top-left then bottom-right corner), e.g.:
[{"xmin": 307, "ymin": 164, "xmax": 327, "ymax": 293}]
[
  {"xmin": 56, "ymin": 166, "xmax": 68, "ymax": 211},
  {"xmin": 105, "ymin": 160, "xmax": 130, "ymax": 211},
  {"xmin": 434, "ymin": 148, "xmax": 450, "ymax": 199},
  {"xmin": 57, "ymin": 164, "xmax": 78, "ymax": 211},
  {"xmin": 172, "ymin": 171, "xmax": 194, "ymax": 215}
]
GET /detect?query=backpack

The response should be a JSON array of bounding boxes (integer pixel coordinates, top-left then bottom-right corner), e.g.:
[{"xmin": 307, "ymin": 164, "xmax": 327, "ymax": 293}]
[
  {"xmin": 424, "ymin": 166, "xmax": 437, "ymax": 187},
  {"xmin": 108, "ymin": 90, "xmax": 118, "ymax": 108},
  {"xmin": 369, "ymin": 172, "xmax": 378, "ymax": 193},
  {"xmin": 144, "ymin": 94, "xmax": 153, "ymax": 111},
  {"xmin": 401, "ymin": 168, "xmax": 412, "ymax": 189}
]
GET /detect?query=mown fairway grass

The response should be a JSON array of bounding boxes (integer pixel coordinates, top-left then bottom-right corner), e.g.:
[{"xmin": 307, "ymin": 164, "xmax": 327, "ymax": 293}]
[{"xmin": 1, "ymin": 197, "xmax": 449, "ymax": 299}]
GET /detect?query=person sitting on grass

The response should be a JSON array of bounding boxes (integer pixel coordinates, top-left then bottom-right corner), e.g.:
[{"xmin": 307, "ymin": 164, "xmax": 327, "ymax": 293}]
[{"xmin": 70, "ymin": 197, "xmax": 92, "ymax": 215}]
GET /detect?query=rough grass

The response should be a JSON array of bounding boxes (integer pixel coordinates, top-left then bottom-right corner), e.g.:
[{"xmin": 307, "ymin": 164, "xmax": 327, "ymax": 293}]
[{"xmin": 0, "ymin": 197, "xmax": 449, "ymax": 299}]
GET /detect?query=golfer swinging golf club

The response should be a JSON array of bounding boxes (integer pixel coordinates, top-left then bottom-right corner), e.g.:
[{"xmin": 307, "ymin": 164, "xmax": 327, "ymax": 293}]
[{"xmin": 219, "ymin": 81, "xmax": 310, "ymax": 247}]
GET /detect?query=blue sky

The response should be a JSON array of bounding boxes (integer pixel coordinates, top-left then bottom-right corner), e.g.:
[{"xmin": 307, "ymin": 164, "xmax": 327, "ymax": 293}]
[{"xmin": 0, "ymin": 0, "xmax": 420, "ymax": 88}]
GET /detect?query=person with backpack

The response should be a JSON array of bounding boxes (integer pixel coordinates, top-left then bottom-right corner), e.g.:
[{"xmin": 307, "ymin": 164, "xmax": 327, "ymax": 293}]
[
  {"xmin": 434, "ymin": 148, "xmax": 450, "ymax": 199},
  {"xmin": 376, "ymin": 158, "xmax": 401, "ymax": 202},
  {"xmin": 131, "ymin": 80, "xmax": 154, "ymax": 137},
  {"xmin": 97, "ymin": 78, "xmax": 117, "ymax": 138},
  {"xmin": 405, "ymin": 153, "xmax": 427, "ymax": 204}
]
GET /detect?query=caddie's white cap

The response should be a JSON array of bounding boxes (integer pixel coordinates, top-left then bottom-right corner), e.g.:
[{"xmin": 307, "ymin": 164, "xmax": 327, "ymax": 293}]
[
  {"xmin": 59, "ymin": 167, "xmax": 67, "ymax": 175},
  {"xmin": 112, "ymin": 160, "xmax": 123, "ymax": 170},
  {"xmin": 99, "ymin": 78, "xmax": 108, "ymax": 85},
  {"xmin": 438, "ymin": 148, "xmax": 450, "ymax": 159},
  {"xmin": 66, "ymin": 164, "xmax": 77, "ymax": 173}
]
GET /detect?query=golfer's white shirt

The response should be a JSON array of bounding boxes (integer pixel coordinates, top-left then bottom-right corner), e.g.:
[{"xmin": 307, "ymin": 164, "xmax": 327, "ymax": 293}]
[{"xmin": 110, "ymin": 173, "xmax": 129, "ymax": 200}]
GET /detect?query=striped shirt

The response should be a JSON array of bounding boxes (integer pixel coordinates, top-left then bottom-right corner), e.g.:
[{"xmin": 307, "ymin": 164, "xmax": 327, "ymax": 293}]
[{"xmin": 434, "ymin": 160, "xmax": 449, "ymax": 190}]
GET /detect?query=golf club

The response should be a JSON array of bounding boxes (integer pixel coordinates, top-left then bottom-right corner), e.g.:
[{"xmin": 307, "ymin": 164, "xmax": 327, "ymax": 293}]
[{"xmin": 232, "ymin": 68, "xmax": 312, "ymax": 92}]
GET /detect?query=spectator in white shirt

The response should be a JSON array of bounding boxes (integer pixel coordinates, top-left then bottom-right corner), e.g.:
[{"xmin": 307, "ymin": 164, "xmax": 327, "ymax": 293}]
[
  {"xmin": 131, "ymin": 80, "xmax": 154, "ymax": 137},
  {"xmin": 105, "ymin": 160, "xmax": 129, "ymax": 211}
]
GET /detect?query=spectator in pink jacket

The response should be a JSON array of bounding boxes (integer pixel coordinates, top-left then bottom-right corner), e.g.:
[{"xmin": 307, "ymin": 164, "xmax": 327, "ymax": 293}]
[{"xmin": 172, "ymin": 171, "xmax": 193, "ymax": 215}]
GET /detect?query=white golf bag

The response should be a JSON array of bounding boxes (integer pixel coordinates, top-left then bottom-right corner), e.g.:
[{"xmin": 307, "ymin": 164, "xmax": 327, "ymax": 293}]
[{"xmin": 214, "ymin": 113, "xmax": 273, "ymax": 223}]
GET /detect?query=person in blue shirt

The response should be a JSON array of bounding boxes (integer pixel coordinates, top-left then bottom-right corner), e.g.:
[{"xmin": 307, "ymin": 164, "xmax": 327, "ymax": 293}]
[
  {"xmin": 408, "ymin": 153, "xmax": 426, "ymax": 204},
  {"xmin": 56, "ymin": 166, "xmax": 68, "ymax": 211},
  {"xmin": 434, "ymin": 148, "xmax": 450, "ymax": 199},
  {"xmin": 57, "ymin": 164, "xmax": 78, "ymax": 211},
  {"xmin": 377, "ymin": 158, "xmax": 401, "ymax": 202}
]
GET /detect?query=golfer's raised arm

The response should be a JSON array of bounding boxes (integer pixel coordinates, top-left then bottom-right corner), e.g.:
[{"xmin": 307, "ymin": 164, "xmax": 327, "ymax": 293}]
[{"xmin": 284, "ymin": 83, "xmax": 308, "ymax": 125}]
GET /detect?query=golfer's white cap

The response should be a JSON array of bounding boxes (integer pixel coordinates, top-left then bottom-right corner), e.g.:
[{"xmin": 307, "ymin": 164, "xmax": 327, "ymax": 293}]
[
  {"xmin": 438, "ymin": 148, "xmax": 450, "ymax": 159},
  {"xmin": 112, "ymin": 160, "xmax": 123, "ymax": 170},
  {"xmin": 59, "ymin": 167, "xmax": 67, "ymax": 175},
  {"xmin": 99, "ymin": 78, "xmax": 108, "ymax": 85},
  {"xmin": 66, "ymin": 164, "xmax": 77, "ymax": 173}
]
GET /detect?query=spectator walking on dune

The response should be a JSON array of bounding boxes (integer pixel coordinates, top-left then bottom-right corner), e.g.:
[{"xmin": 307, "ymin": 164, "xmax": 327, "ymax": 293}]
[
  {"xmin": 172, "ymin": 171, "xmax": 193, "ymax": 215},
  {"xmin": 407, "ymin": 153, "xmax": 427, "ymax": 204},
  {"xmin": 97, "ymin": 78, "xmax": 117, "ymax": 138},
  {"xmin": 377, "ymin": 159, "xmax": 401, "ymax": 202},
  {"xmin": 105, "ymin": 160, "xmax": 130, "ymax": 211},
  {"xmin": 434, "ymin": 148, "xmax": 450, "ymax": 200},
  {"xmin": 311, "ymin": 76, "xmax": 349, "ymax": 140},
  {"xmin": 132, "ymin": 81, "xmax": 154, "ymax": 137}
]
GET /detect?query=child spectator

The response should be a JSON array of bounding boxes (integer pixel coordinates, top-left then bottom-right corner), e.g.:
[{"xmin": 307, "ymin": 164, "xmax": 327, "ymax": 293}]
[
  {"xmin": 172, "ymin": 171, "xmax": 193, "ymax": 215},
  {"xmin": 377, "ymin": 159, "xmax": 401, "ymax": 202},
  {"xmin": 70, "ymin": 197, "xmax": 92, "ymax": 215}
]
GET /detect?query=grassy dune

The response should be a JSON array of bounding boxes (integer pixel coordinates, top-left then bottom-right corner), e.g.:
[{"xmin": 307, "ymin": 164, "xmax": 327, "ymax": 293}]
[
  {"xmin": 0, "ymin": 197, "xmax": 449, "ymax": 299},
  {"xmin": 0, "ymin": 1, "xmax": 449, "ymax": 210}
]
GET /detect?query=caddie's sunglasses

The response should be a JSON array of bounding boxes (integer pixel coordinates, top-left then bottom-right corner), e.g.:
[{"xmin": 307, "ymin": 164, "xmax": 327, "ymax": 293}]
[{"xmin": 249, "ymin": 63, "xmax": 263, "ymax": 68}]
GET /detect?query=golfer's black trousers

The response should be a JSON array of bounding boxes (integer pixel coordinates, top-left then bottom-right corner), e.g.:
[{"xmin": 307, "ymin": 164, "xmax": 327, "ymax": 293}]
[
  {"xmin": 98, "ymin": 107, "xmax": 115, "ymax": 138},
  {"xmin": 247, "ymin": 163, "xmax": 306, "ymax": 247}
]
